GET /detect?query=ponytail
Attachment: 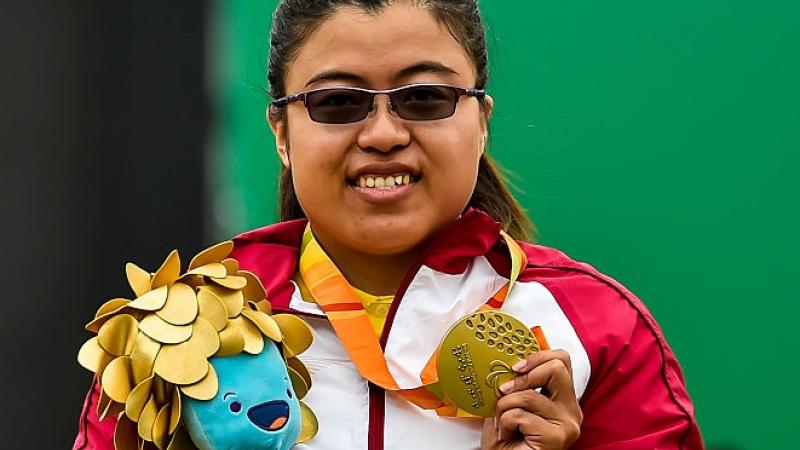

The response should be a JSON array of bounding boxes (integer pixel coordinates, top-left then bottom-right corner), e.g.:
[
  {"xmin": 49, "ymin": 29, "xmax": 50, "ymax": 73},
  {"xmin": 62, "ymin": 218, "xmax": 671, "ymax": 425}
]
[{"xmin": 468, "ymin": 154, "xmax": 534, "ymax": 241}]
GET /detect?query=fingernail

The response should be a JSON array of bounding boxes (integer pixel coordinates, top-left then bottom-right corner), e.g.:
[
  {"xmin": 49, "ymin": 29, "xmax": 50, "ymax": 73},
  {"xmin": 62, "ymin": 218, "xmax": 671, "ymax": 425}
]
[
  {"xmin": 499, "ymin": 380, "xmax": 514, "ymax": 393},
  {"xmin": 512, "ymin": 360, "xmax": 526, "ymax": 372}
]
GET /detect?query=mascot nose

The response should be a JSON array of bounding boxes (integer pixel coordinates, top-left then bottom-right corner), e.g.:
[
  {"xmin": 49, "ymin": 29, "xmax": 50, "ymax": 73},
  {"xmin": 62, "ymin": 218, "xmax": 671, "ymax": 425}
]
[{"xmin": 247, "ymin": 400, "xmax": 290, "ymax": 431}]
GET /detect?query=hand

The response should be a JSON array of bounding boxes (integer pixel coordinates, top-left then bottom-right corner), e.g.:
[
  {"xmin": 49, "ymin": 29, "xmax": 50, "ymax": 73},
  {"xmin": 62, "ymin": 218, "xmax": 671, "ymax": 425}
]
[{"xmin": 480, "ymin": 350, "xmax": 583, "ymax": 450}]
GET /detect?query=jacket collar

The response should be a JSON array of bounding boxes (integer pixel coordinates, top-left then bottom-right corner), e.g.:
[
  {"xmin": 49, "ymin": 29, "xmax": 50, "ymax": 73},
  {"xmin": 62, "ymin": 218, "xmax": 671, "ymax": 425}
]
[{"xmin": 230, "ymin": 208, "xmax": 504, "ymax": 312}]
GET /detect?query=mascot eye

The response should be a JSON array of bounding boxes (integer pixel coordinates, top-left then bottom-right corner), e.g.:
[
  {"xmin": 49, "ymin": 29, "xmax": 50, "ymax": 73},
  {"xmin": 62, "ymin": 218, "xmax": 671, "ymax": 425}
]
[
  {"xmin": 287, "ymin": 389, "xmax": 293, "ymax": 399},
  {"xmin": 229, "ymin": 401, "xmax": 242, "ymax": 413}
]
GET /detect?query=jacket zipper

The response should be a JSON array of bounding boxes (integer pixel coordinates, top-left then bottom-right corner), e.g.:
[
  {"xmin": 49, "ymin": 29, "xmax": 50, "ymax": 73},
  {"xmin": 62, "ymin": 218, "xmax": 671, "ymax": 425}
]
[
  {"xmin": 366, "ymin": 251, "xmax": 428, "ymax": 450},
  {"xmin": 368, "ymin": 382, "xmax": 385, "ymax": 450},
  {"xmin": 367, "ymin": 219, "xmax": 475, "ymax": 450}
]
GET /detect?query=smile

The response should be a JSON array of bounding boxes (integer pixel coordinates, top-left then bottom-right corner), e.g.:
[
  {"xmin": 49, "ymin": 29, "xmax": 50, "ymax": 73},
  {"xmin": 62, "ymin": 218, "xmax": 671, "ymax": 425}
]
[
  {"xmin": 355, "ymin": 173, "xmax": 416, "ymax": 189},
  {"xmin": 247, "ymin": 400, "xmax": 291, "ymax": 432},
  {"xmin": 349, "ymin": 173, "xmax": 419, "ymax": 204}
]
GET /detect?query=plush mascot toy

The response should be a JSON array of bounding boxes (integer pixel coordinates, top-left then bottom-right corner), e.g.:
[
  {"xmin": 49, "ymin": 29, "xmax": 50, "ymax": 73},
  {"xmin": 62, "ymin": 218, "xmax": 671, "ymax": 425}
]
[{"xmin": 77, "ymin": 242, "xmax": 318, "ymax": 449}]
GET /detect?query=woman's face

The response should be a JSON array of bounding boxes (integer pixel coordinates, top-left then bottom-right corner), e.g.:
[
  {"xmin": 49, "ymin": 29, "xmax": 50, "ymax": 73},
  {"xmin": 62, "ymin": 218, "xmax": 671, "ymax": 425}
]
[{"xmin": 270, "ymin": 2, "xmax": 492, "ymax": 257}]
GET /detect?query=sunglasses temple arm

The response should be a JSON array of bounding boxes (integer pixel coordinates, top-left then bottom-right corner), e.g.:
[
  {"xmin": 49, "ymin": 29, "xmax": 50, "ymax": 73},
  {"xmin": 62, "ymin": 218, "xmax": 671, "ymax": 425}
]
[
  {"xmin": 464, "ymin": 88, "xmax": 485, "ymax": 99},
  {"xmin": 271, "ymin": 92, "xmax": 306, "ymax": 108}
]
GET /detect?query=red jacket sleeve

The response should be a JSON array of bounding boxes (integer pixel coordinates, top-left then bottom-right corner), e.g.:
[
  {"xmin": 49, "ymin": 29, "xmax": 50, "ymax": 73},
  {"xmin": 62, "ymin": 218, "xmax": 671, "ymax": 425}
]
[
  {"xmin": 569, "ymin": 294, "xmax": 704, "ymax": 449},
  {"xmin": 72, "ymin": 379, "xmax": 116, "ymax": 450},
  {"xmin": 521, "ymin": 244, "xmax": 703, "ymax": 449}
]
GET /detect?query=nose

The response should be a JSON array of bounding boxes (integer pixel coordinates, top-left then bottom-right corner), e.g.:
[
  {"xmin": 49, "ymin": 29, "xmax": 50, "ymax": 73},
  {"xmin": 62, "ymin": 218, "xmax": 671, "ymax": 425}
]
[
  {"xmin": 356, "ymin": 94, "xmax": 411, "ymax": 153},
  {"xmin": 247, "ymin": 400, "xmax": 290, "ymax": 432}
]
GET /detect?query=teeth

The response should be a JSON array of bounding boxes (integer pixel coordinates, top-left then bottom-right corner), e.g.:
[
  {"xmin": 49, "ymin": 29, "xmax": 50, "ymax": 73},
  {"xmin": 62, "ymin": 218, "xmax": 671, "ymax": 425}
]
[{"xmin": 356, "ymin": 173, "xmax": 415, "ymax": 189}]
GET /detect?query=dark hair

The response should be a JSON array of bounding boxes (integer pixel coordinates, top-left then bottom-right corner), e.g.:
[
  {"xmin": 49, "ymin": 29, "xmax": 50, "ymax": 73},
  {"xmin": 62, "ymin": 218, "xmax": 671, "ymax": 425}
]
[{"xmin": 269, "ymin": 0, "xmax": 534, "ymax": 241}]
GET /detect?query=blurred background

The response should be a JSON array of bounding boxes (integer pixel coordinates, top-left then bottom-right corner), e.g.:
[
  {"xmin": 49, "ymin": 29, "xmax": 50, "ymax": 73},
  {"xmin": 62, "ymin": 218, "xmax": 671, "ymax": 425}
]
[{"xmin": 1, "ymin": 1, "xmax": 797, "ymax": 448}]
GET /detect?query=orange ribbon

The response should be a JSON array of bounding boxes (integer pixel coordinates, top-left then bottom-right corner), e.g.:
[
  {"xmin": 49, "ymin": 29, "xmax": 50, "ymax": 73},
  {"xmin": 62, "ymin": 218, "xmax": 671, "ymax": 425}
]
[{"xmin": 298, "ymin": 225, "xmax": 538, "ymax": 415}]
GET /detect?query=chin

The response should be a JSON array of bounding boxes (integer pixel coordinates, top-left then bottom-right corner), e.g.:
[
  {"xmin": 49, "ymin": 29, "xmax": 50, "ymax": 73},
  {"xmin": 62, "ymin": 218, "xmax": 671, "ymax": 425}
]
[
  {"xmin": 346, "ymin": 220, "xmax": 429, "ymax": 256},
  {"xmin": 355, "ymin": 233, "xmax": 424, "ymax": 256},
  {"xmin": 359, "ymin": 215, "xmax": 461, "ymax": 257}
]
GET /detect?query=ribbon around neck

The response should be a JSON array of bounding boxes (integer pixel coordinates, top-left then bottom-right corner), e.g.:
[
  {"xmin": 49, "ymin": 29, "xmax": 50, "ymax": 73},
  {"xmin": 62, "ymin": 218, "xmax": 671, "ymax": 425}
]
[{"xmin": 298, "ymin": 224, "xmax": 528, "ymax": 399}]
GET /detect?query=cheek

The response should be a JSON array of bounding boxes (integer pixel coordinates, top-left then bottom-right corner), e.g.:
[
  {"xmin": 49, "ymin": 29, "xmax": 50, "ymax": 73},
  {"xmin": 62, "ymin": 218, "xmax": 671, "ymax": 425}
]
[
  {"xmin": 442, "ymin": 152, "xmax": 481, "ymax": 209},
  {"xmin": 287, "ymin": 121, "xmax": 355, "ymax": 204},
  {"xmin": 410, "ymin": 128, "xmax": 482, "ymax": 229},
  {"xmin": 419, "ymin": 117, "xmax": 483, "ymax": 186}
]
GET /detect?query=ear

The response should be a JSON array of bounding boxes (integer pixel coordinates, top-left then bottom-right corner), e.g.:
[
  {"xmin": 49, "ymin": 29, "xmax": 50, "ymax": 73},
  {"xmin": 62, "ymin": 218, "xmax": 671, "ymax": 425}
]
[
  {"xmin": 481, "ymin": 94, "xmax": 494, "ymax": 124},
  {"xmin": 480, "ymin": 94, "xmax": 494, "ymax": 152},
  {"xmin": 267, "ymin": 108, "xmax": 290, "ymax": 169}
]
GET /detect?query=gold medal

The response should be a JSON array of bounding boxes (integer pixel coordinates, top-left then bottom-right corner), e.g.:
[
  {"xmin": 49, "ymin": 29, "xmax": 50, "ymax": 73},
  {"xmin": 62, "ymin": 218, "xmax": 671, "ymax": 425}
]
[{"xmin": 436, "ymin": 311, "xmax": 540, "ymax": 417}]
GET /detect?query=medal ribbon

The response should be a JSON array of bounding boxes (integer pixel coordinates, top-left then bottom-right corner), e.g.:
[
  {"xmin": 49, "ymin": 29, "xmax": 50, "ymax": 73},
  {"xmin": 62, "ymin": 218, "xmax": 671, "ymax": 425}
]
[{"xmin": 298, "ymin": 225, "xmax": 531, "ymax": 413}]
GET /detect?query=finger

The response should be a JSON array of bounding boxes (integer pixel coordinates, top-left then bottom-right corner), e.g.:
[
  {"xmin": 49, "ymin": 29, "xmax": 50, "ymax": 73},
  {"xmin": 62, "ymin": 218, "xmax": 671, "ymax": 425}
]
[
  {"xmin": 496, "ymin": 407, "xmax": 553, "ymax": 442},
  {"xmin": 499, "ymin": 359, "xmax": 576, "ymax": 405},
  {"xmin": 498, "ymin": 408, "xmax": 582, "ymax": 449},
  {"xmin": 511, "ymin": 350, "xmax": 572, "ymax": 399},
  {"xmin": 512, "ymin": 349, "xmax": 572, "ymax": 375},
  {"xmin": 495, "ymin": 388, "xmax": 561, "ymax": 421},
  {"xmin": 500, "ymin": 358, "xmax": 575, "ymax": 402}
]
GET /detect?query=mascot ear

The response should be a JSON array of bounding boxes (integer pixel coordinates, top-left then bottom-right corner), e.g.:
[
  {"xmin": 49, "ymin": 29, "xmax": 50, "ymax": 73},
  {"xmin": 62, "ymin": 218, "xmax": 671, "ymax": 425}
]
[
  {"xmin": 287, "ymin": 357, "xmax": 312, "ymax": 397},
  {"xmin": 273, "ymin": 314, "xmax": 313, "ymax": 357},
  {"xmin": 296, "ymin": 402, "xmax": 319, "ymax": 444}
]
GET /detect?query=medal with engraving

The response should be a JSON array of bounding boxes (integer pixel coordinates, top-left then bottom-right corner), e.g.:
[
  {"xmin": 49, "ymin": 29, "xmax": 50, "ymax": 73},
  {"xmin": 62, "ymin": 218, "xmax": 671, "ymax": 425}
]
[{"xmin": 436, "ymin": 311, "xmax": 540, "ymax": 417}]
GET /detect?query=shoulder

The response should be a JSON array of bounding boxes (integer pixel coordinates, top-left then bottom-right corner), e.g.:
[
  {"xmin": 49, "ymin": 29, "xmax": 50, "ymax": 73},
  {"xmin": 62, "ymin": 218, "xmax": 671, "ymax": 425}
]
[
  {"xmin": 230, "ymin": 219, "xmax": 308, "ymax": 311},
  {"xmin": 513, "ymin": 241, "xmax": 679, "ymax": 392},
  {"xmin": 517, "ymin": 241, "xmax": 661, "ymax": 357}
]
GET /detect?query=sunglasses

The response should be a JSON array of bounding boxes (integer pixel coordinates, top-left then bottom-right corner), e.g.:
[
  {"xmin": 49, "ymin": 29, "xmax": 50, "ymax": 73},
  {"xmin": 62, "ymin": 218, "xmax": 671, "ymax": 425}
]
[{"xmin": 270, "ymin": 83, "xmax": 486, "ymax": 124}]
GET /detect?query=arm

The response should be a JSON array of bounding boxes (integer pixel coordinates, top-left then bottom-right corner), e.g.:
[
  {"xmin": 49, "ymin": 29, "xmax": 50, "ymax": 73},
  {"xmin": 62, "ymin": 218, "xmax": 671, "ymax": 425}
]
[
  {"xmin": 571, "ymin": 310, "xmax": 703, "ymax": 449},
  {"xmin": 517, "ymin": 243, "xmax": 703, "ymax": 449}
]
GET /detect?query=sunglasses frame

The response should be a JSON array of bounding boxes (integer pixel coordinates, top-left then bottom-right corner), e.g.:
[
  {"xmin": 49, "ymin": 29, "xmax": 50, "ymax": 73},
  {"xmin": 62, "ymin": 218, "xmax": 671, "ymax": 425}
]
[{"xmin": 270, "ymin": 83, "xmax": 486, "ymax": 124}]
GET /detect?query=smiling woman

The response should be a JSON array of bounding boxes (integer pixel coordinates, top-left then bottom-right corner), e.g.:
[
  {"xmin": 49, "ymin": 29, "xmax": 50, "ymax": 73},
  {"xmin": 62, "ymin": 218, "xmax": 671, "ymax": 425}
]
[
  {"xmin": 74, "ymin": 1, "xmax": 703, "ymax": 449},
  {"xmin": 269, "ymin": 3, "xmax": 497, "ymax": 296}
]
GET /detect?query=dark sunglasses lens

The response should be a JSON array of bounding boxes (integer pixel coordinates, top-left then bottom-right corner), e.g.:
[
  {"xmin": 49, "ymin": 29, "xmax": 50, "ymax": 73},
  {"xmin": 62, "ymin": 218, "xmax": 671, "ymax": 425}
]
[
  {"xmin": 393, "ymin": 85, "xmax": 458, "ymax": 120},
  {"xmin": 306, "ymin": 89, "xmax": 372, "ymax": 124}
]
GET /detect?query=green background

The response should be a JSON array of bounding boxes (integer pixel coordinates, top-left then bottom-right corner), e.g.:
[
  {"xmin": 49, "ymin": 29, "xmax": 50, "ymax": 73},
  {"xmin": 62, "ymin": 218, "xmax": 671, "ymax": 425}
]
[{"xmin": 209, "ymin": 1, "xmax": 799, "ymax": 448}]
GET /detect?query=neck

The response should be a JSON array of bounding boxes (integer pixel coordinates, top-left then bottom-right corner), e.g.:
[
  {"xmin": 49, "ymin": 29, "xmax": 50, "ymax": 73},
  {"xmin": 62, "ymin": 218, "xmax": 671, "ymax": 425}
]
[{"xmin": 310, "ymin": 228, "xmax": 424, "ymax": 297}]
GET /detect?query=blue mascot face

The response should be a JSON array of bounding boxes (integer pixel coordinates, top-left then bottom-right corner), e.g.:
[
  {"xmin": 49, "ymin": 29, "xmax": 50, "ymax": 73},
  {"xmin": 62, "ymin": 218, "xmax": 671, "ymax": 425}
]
[{"xmin": 181, "ymin": 341, "xmax": 302, "ymax": 450}]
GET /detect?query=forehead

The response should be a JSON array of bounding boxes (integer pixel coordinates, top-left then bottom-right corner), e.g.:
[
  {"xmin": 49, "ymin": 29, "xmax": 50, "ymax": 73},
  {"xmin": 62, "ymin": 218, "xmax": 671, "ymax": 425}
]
[{"xmin": 285, "ymin": 2, "xmax": 476, "ymax": 90}]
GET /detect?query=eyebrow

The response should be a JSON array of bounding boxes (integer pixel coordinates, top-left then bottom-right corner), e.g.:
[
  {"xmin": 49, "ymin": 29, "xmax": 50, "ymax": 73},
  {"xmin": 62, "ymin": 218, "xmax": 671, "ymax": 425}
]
[
  {"xmin": 304, "ymin": 61, "xmax": 460, "ymax": 88},
  {"xmin": 223, "ymin": 392, "xmax": 237, "ymax": 400}
]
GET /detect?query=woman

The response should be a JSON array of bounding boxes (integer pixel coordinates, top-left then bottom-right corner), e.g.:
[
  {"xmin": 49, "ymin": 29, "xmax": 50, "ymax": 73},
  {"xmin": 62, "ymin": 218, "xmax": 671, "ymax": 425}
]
[{"xmin": 74, "ymin": 1, "xmax": 703, "ymax": 449}]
